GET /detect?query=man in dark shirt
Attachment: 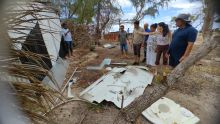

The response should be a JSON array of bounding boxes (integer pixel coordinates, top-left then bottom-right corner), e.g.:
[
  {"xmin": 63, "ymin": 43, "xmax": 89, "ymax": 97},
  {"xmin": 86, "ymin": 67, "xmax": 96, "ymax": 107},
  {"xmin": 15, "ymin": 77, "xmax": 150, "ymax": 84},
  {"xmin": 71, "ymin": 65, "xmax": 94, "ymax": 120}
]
[
  {"xmin": 168, "ymin": 14, "xmax": 198, "ymax": 67},
  {"xmin": 118, "ymin": 25, "xmax": 128, "ymax": 57}
]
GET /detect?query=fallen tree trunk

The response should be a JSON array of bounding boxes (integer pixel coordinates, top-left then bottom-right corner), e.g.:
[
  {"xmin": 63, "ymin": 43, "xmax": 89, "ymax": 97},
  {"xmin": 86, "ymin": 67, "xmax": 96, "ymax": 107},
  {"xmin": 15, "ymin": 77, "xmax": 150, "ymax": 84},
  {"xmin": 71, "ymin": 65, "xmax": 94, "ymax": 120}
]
[{"xmin": 113, "ymin": 34, "xmax": 220, "ymax": 124}]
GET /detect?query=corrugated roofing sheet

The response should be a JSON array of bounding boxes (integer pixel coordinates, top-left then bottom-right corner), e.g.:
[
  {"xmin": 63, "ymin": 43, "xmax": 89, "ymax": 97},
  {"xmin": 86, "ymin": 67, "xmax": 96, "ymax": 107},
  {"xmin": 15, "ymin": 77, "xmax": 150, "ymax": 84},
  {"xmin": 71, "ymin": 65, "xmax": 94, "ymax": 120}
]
[{"xmin": 80, "ymin": 66, "xmax": 154, "ymax": 108}]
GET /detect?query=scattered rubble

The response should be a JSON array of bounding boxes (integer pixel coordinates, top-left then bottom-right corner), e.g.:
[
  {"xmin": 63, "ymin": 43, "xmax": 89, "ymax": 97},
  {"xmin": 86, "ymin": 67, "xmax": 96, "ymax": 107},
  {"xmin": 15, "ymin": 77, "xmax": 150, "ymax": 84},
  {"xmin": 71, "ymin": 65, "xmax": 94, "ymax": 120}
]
[
  {"xmin": 87, "ymin": 58, "xmax": 111, "ymax": 70},
  {"xmin": 103, "ymin": 43, "xmax": 116, "ymax": 49}
]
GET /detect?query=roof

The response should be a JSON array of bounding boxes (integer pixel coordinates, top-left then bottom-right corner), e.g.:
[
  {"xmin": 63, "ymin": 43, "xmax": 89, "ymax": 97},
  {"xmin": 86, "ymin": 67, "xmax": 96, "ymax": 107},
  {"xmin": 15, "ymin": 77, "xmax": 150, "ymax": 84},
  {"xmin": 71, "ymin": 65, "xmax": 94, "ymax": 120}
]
[{"xmin": 80, "ymin": 66, "xmax": 154, "ymax": 108}]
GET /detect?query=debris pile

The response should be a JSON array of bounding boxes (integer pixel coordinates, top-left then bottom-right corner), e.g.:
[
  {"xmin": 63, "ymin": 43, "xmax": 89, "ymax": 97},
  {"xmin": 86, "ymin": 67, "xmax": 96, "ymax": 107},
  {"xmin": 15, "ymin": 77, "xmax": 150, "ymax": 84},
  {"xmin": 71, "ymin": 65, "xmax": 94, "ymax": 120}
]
[
  {"xmin": 65, "ymin": 21, "xmax": 97, "ymax": 48},
  {"xmin": 73, "ymin": 25, "xmax": 92, "ymax": 47}
]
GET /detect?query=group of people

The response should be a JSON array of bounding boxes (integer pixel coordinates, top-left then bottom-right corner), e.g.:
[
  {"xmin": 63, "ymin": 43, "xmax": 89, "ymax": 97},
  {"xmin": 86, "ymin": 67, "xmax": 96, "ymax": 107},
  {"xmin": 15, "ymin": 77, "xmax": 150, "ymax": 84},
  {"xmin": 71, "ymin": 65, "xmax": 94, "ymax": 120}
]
[
  {"xmin": 118, "ymin": 13, "xmax": 198, "ymax": 73},
  {"xmin": 60, "ymin": 13, "xmax": 198, "ymax": 73}
]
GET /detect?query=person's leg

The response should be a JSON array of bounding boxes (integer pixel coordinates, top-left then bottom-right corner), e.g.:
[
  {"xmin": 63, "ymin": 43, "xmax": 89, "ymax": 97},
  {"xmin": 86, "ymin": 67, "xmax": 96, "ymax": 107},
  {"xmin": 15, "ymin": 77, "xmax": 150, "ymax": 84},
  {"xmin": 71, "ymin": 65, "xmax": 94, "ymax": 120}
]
[
  {"xmin": 65, "ymin": 41, "xmax": 70, "ymax": 58},
  {"xmin": 133, "ymin": 44, "xmax": 138, "ymax": 64},
  {"xmin": 137, "ymin": 43, "xmax": 141, "ymax": 64},
  {"xmin": 169, "ymin": 54, "xmax": 175, "ymax": 67},
  {"xmin": 162, "ymin": 53, "xmax": 168, "ymax": 76},
  {"xmin": 70, "ymin": 41, "xmax": 73, "ymax": 56},
  {"xmin": 67, "ymin": 41, "xmax": 72, "ymax": 57},
  {"xmin": 162, "ymin": 45, "xmax": 169, "ymax": 65},
  {"xmin": 120, "ymin": 44, "xmax": 123, "ymax": 55},
  {"xmin": 124, "ymin": 44, "xmax": 128, "ymax": 57},
  {"xmin": 161, "ymin": 45, "xmax": 169, "ymax": 76},
  {"xmin": 142, "ymin": 42, "xmax": 147, "ymax": 62},
  {"xmin": 155, "ymin": 45, "xmax": 162, "ymax": 65}
]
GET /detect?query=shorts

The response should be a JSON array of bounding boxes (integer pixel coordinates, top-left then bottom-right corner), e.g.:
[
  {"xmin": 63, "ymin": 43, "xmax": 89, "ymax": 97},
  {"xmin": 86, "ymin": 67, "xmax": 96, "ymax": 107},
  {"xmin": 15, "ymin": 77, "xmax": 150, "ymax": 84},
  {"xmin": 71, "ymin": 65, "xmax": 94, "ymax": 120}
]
[
  {"xmin": 120, "ymin": 43, "xmax": 128, "ymax": 52},
  {"xmin": 133, "ymin": 43, "xmax": 141, "ymax": 57},
  {"xmin": 65, "ymin": 41, "xmax": 72, "ymax": 50}
]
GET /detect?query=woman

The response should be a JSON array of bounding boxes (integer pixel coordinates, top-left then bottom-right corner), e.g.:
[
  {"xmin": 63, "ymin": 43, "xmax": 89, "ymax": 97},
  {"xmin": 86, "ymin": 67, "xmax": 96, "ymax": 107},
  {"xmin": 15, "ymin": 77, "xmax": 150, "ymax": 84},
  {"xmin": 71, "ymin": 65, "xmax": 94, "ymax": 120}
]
[
  {"xmin": 155, "ymin": 22, "xmax": 171, "ymax": 66},
  {"xmin": 145, "ymin": 23, "xmax": 157, "ymax": 67}
]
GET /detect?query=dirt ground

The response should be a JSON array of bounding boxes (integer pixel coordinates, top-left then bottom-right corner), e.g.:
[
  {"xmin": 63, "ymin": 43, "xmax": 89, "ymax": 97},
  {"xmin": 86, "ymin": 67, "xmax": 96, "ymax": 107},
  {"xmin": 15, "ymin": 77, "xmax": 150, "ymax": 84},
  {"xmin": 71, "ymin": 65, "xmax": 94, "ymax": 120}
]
[{"xmin": 47, "ymin": 35, "xmax": 220, "ymax": 124}]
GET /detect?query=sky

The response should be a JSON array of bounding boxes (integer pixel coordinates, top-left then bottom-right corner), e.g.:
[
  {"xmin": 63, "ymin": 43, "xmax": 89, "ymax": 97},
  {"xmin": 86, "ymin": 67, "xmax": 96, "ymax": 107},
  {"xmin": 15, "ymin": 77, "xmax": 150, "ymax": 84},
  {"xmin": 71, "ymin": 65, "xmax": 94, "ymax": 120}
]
[{"xmin": 110, "ymin": 0, "xmax": 203, "ymax": 32}]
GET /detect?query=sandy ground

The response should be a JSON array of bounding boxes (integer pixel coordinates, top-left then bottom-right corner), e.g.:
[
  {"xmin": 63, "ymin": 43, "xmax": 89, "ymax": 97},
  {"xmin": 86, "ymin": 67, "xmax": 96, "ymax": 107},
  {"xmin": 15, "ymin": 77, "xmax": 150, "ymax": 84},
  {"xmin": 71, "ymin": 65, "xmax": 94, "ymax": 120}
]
[{"xmin": 47, "ymin": 35, "xmax": 220, "ymax": 124}]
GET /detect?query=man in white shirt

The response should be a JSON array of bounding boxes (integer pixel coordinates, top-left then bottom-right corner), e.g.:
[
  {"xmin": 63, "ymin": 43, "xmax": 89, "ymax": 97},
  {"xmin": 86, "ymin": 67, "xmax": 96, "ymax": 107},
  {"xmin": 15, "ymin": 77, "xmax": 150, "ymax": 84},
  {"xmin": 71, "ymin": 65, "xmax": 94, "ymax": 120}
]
[{"xmin": 61, "ymin": 23, "xmax": 73, "ymax": 58}]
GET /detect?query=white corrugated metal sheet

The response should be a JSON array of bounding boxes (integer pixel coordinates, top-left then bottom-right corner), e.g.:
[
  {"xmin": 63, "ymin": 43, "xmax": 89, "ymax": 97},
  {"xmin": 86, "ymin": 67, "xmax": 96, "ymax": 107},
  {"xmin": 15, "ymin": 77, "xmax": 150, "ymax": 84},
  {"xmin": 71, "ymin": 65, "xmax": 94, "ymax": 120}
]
[
  {"xmin": 142, "ymin": 97, "xmax": 200, "ymax": 124},
  {"xmin": 8, "ymin": 2, "xmax": 61, "ymax": 66},
  {"xmin": 80, "ymin": 66, "xmax": 154, "ymax": 108}
]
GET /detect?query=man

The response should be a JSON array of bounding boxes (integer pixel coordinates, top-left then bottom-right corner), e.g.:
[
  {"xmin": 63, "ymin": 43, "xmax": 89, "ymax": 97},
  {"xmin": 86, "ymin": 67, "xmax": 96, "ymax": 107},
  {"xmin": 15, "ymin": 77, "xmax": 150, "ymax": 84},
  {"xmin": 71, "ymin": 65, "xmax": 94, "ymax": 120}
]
[
  {"xmin": 61, "ymin": 23, "xmax": 73, "ymax": 58},
  {"xmin": 127, "ymin": 28, "xmax": 130, "ymax": 34},
  {"xmin": 168, "ymin": 14, "xmax": 198, "ymax": 67},
  {"xmin": 142, "ymin": 23, "xmax": 151, "ymax": 63},
  {"xmin": 118, "ymin": 25, "xmax": 128, "ymax": 57},
  {"xmin": 132, "ymin": 20, "xmax": 145, "ymax": 65}
]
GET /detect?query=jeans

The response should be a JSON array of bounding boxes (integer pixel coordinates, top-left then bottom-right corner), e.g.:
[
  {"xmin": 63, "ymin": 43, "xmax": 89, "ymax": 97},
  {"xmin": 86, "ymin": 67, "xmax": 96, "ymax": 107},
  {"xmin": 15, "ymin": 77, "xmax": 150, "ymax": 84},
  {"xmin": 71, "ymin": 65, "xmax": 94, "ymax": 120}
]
[{"xmin": 65, "ymin": 41, "xmax": 72, "ymax": 51}]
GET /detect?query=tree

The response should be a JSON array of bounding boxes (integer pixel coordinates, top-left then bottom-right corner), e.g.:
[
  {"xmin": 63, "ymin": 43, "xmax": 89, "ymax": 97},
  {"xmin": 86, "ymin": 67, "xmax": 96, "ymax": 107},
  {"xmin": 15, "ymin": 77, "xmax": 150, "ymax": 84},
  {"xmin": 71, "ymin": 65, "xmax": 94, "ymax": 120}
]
[
  {"xmin": 202, "ymin": 0, "xmax": 215, "ymax": 37},
  {"xmin": 52, "ymin": 0, "xmax": 99, "ymax": 23},
  {"xmin": 129, "ymin": 0, "xmax": 171, "ymax": 20},
  {"xmin": 94, "ymin": 0, "xmax": 121, "ymax": 39},
  {"xmin": 74, "ymin": 0, "xmax": 99, "ymax": 24},
  {"xmin": 53, "ymin": 0, "xmax": 121, "ymax": 38}
]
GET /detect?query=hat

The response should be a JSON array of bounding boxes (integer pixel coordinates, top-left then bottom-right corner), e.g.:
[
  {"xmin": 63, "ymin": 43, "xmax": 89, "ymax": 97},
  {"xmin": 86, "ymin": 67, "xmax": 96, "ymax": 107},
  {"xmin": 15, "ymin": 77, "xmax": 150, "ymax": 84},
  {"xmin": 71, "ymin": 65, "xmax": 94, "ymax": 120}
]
[{"xmin": 175, "ymin": 14, "xmax": 191, "ymax": 22}]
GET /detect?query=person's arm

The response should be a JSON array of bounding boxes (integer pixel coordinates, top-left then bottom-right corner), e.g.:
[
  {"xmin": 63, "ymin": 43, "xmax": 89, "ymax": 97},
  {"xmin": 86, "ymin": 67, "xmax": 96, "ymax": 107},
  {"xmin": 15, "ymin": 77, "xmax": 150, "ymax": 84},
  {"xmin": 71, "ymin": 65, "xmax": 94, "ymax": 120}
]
[
  {"xmin": 141, "ymin": 29, "xmax": 146, "ymax": 47},
  {"xmin": 137, "ymin": 31, "xmax": 158, "ymax": 35},
  {"xmin": 126, "ymin": 33, "xmax": 130, "ymax": 45},
  {"xmin": 118, "ymin": 33, "xmax": 120, "ymax": 42},
  {"xmin": 130, "ymin": 32, "xmax": 134, "ymax": 49},
  {"xmin": 179, "ymin": 42, "xmax": 194, "ymax": 62},
  {"xmin": 126, "ymin": 32, "xmax": 129, "ymax": 41},
  {"xmin": 65, "ymin": 29, "xmax": 70, "ymax": 36}
]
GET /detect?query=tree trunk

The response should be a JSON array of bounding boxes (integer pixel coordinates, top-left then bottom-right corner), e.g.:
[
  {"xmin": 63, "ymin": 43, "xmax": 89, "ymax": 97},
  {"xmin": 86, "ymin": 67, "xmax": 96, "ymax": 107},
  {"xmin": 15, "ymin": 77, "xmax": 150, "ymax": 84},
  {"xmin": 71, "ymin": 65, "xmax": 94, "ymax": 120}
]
[
  {"xmin": 114, "ymin": 84, "xmax": 168, "ymax": 124},
  {"xmin": 95, "ymin": 1, "xmax": 101, "ymax": 39},
  {"xmin": 202, "ymin": 0, "xmax": 214, "ymax": 37},
  {"xmin": 113, "ymin": 34, "xmax": 220, "ymax": 123}
]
